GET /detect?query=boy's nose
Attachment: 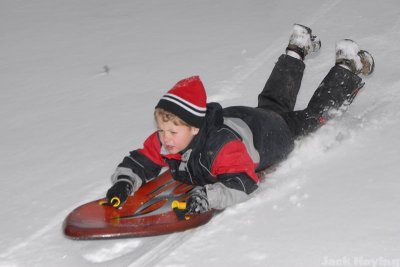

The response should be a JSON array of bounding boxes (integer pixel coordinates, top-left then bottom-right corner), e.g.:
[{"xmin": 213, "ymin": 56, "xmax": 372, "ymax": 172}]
[{"xmin": 163, "ymin": 134, "xmax": 172, "ymax": 143}]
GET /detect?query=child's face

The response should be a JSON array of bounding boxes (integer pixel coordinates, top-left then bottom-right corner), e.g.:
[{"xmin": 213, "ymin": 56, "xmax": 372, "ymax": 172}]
[{"xmin": 156, "ymin": 119, "xmax": 199, "ymax": 154}]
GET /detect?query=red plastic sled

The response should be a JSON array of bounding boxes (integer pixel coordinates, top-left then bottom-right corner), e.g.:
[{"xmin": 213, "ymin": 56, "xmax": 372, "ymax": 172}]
[{"xmin": 63, "ymin": 171, "xmax": 216, "ymax": 239}]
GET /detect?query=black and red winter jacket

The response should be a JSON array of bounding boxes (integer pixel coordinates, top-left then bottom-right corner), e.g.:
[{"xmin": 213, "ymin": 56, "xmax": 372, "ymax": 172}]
[{"xmin": 115, "ymin": 102, "xmax": 294, "ymax": 196}]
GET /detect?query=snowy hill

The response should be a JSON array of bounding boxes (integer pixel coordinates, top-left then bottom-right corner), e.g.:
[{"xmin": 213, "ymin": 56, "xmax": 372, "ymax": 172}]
[{"xmin": 1, "ymin": 1, "xmax": 400, "ymax": 266}]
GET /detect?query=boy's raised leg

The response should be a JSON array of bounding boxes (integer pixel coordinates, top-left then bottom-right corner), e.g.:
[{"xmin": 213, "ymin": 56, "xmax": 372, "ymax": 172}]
[
  {"xmin": 282, "ymin": 39, "xmax": 374, "ymax": 138},
  {"xmin": 258, "ymin": 24, "xmax": 321, "ymax": 114}
]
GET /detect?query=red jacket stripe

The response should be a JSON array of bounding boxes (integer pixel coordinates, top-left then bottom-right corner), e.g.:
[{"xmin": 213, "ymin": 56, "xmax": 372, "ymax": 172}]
[{"xmin": 211, "ymin": 139, "xmax": 260, "ymax": 183}]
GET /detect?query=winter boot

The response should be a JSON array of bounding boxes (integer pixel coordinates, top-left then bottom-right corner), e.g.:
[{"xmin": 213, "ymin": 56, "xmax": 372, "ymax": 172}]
[
  {"xmin": 286, "ymin": 24, "xmax": 321, "ymax": 60},
  {"xmin": 335, "ymin": 39, "xmax": 375, "ymax": 76}
]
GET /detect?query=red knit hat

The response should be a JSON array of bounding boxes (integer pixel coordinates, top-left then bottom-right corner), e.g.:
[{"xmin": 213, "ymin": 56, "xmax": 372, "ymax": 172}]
[{"xmin": 155, "ymin": 76, "xmax": 207, "ymax": 128}]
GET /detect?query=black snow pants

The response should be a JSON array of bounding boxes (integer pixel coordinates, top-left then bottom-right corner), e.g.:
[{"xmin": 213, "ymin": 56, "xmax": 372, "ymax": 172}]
[{"xmin": 258, "ymin": 54, "xmax": 363, "ymax": 139}]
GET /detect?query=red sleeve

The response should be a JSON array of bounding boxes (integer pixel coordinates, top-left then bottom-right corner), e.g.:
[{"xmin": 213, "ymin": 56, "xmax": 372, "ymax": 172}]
[
  {"xmin": 211, "ymin": 140, "xmax": 260, "ymax": 183},
  {"xmin": 137, "ymin": 132, "xmax": 168, "ymax": 167}
]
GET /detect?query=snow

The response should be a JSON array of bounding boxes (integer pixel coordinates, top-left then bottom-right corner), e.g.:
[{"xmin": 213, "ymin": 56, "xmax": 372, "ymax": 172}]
[{"xmin": 1, "ymin": 0, "xmax": 400, "ymax": 266}]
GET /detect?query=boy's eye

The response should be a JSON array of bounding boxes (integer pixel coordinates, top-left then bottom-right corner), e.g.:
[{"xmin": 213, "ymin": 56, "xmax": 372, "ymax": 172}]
[{"xmin": 157, "ymin": 130, "xmax": 176, "ymax": 135}]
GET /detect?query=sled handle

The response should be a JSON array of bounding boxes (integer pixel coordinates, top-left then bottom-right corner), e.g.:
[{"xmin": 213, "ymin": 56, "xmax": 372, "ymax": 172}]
[
  {"xmin": 98, "ymin": 197, "xmax": 121, "ymax": 208},
  {"xmin": 110, "ymin": 197, "xmax": 121, "ymax": 207},
  {"xmin": 171, "ymin": 200, "xmax": 186, "ymax": 210},
  {"xmin": 171, "ymin": 200, "xmax": 190, "ymax": 221}
]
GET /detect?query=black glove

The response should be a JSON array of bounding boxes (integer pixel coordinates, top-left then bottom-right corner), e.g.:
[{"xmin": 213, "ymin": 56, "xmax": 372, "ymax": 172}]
[
  {"xmin": 185, "ymin": 187, "xmax": 210, "ymax": 214},
  {"xmin": 106, "ymin": 180, "xmax": 133, "ymax": 208}
]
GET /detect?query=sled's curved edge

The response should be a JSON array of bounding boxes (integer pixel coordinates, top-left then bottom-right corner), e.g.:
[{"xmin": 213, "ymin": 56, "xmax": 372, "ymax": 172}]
[
  {"xmin": 63, "ymin": 209, "xmax": 215, "ymax": 240},
  {"xmin": 63, "ymin": 171, "xmax": 216, "ymax": 239}
]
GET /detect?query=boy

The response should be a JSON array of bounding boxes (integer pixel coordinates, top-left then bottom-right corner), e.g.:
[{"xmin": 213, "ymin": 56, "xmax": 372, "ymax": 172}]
[{"xmin": 106, "ymin": 24, "xmax": 374, "ymax": 214}]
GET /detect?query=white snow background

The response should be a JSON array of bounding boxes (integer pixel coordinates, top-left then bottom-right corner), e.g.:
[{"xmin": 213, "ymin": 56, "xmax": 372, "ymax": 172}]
[{"xmin": 1, "ymin": 0, "xmax": 400, "ymax": 266}]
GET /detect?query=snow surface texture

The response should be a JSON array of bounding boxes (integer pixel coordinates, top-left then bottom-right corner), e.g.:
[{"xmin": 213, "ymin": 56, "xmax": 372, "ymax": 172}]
[{"xmin": 1, "ymin": 0, "xmax": 400, "ymax": 266}]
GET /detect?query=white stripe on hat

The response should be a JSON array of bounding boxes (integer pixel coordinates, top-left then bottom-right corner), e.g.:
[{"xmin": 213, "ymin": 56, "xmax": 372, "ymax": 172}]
[
  {"xmin": 162, "ymin": 93, "xmax": 206, "ymax": 117},
  {"xmin": 164, "ymin": 93, "xmax": 207, "ymax": 112}
]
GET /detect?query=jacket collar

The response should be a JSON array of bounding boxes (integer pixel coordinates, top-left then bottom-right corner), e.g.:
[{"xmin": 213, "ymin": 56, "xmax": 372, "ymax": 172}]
[{"xmin": 184, "ymin": 102, "xmax": 223, "ymax": 151}]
